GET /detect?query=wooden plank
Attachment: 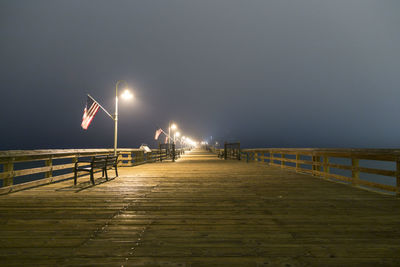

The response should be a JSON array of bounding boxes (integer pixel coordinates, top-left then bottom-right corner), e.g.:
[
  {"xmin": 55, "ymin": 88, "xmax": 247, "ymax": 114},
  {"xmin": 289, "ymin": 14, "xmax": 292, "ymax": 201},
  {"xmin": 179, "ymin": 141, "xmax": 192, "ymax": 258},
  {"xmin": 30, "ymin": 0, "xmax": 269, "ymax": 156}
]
[
  {"xmin": 358, "ymin": 166, "xmax": 396, "ymax": 177},
  {"xmin": 357, "ymin": 179, "xmax": 397, "ymax": 192},
  {"xmin": 12, "ymin": 166, "xmax": 51, "ymax": 178},
  {"xmin": 52, "ymin": 163, "xmax": 75, "ymax": 171},
  {"xmin": 327, "ymin": 162, "xmax": 352, "ymax": 170}
]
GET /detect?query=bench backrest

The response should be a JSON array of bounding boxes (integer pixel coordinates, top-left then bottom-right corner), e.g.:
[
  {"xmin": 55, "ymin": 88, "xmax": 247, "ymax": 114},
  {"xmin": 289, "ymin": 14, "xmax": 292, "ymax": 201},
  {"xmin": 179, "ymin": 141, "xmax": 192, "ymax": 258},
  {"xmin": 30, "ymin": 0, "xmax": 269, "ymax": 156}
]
[
  {"xmin": 106, "ymin": 155, "xmax": 118, "ymax": 167},
  {"xmin": 91, "ymin": 156, "xmax": 107, "ymax": 168}
]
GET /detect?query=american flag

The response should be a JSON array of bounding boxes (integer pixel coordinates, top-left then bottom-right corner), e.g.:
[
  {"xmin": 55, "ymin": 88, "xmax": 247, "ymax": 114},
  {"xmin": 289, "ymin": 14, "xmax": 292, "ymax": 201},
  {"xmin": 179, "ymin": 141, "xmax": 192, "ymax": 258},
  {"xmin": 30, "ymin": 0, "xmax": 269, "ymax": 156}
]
[
  {"xmin": 81, "ymin": 96, "xmax": 100, "ymax": 130},
  {"xmin": 154, "ymin": 128, "xmax": 163, "ymax": 140}
]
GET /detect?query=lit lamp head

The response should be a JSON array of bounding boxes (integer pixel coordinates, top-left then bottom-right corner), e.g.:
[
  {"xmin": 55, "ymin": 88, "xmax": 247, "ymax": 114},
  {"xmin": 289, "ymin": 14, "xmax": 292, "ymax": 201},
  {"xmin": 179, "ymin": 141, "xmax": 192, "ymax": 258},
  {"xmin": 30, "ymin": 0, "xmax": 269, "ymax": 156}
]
[
  {"xmin": 170, "ymin": 123, "xmax": 177, "ymax": 130},
  {"xmin": 175, "ymin": 132, "xmax": 181, "ymax": 137},
  {"xmin": 121, "ymin": 89, "xmax": 134, "ymax": 100}
]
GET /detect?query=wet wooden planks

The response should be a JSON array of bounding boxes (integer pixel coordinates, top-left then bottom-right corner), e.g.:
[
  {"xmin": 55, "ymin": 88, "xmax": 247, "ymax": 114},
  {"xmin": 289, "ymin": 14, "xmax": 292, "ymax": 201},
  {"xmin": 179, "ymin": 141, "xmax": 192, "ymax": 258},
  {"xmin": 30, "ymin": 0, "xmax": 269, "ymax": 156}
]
[{"xmin": 0, "ymin": 149, "xmax": 400, "ymax": 266}]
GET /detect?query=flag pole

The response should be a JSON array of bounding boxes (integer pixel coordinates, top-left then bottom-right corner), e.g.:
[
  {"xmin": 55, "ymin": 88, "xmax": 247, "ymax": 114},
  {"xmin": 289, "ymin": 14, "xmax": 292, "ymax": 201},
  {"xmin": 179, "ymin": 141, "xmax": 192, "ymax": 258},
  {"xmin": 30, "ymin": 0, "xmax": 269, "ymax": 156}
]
[
  {"xmin": 161, "ymin": 129, "xmax": 172, "ymax": 139},
  {"xmin": 87, "ymin": 94, "xmax": 114, "ymax": 120}
]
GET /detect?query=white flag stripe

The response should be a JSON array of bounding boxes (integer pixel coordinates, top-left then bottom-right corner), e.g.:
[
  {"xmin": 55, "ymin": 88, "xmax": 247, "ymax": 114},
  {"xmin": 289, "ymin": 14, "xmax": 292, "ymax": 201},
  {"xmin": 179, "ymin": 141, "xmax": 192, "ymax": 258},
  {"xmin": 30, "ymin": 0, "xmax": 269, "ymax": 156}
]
[{"xmin": 81, "ymin": 96, "xmax": 100, "ymax": 130}]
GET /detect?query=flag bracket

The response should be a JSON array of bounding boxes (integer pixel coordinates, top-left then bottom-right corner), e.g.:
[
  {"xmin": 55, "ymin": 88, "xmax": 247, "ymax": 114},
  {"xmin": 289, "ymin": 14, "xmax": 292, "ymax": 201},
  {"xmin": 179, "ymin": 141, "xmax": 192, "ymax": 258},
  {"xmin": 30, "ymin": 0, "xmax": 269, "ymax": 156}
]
[{"xmin": 87, "ymin": 94, "xmax": 114, "ymax": 120}]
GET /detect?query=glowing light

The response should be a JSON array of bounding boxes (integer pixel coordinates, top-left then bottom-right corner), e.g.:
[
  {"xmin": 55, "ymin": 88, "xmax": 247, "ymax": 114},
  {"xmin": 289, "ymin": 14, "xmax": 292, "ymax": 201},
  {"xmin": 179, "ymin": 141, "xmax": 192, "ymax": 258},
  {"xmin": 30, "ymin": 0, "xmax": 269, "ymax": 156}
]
[
  {"xmin": 175, "ymin": 132, "xmax": 181, "ymax": 137},
  {"xmin": 121, "ymin": 89, "xmax": 134, "ymax": 100},
  {"xmin": 170, "ymin": 123, "xmax": 177, "ymax": 130}
]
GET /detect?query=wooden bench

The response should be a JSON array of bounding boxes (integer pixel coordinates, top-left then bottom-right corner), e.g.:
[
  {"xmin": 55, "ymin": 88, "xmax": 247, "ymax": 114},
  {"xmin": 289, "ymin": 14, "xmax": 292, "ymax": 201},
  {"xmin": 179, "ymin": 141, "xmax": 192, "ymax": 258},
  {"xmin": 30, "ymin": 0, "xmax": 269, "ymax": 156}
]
[{"xmin": 74, "ymin": 154, "xmax": 119, "ymax": 185}]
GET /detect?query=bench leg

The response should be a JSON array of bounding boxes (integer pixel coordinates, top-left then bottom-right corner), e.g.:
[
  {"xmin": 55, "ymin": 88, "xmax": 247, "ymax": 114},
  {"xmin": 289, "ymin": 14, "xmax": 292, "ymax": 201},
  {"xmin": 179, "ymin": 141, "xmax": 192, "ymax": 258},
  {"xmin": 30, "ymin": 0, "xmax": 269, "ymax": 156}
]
[
  {"xmin": 74, "ymin": 169, "xmax": 77, "ymax": 185},
  {"xmin": 90, "ymin": 170, "xmax": 95, "ymax": 185},
  {"xmin": 115, "ymin": 165, "xmax": 118, "ymax": 177},
  {"xmin": 104, "ymin": 167, "xmax": 108, "ymax": 180}
]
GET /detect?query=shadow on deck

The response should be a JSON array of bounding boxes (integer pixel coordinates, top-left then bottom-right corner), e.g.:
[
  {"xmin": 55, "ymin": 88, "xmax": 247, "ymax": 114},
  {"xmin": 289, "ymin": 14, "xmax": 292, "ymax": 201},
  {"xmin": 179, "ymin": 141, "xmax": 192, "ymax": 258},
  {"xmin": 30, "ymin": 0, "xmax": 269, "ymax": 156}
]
[{"xmin": 1, "ymin": 149, "xmax": 400, "ymax": 266}]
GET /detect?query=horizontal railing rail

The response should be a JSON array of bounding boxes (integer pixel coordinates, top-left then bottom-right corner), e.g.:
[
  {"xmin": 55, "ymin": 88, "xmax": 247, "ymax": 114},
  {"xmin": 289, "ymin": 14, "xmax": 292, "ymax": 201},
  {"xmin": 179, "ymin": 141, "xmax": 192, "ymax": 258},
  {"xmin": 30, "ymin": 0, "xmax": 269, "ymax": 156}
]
[
  {"xmin": 0, "ymin": 147, "xmax": 185, "ymax": 194},
  {"xmin": 240, "ymin": 148, "xmax": 400, "ymax": 195}
]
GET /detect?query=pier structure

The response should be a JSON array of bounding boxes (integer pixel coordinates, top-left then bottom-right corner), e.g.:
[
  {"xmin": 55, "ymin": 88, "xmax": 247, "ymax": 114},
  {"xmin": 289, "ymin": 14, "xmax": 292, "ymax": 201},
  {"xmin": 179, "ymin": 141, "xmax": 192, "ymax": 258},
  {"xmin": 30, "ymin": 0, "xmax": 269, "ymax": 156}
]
[{"xmin": 1, "ymin": 147, "xmax": 400, "ymax": 265}]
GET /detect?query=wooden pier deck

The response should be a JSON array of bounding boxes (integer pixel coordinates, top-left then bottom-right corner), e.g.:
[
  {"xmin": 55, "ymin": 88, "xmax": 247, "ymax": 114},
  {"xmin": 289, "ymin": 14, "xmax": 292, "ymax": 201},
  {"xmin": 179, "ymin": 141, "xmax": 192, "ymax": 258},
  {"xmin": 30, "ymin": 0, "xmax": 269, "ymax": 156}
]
[{"xmin": 1, "ymin": 149, "xmax": 400, "ymax": 266}]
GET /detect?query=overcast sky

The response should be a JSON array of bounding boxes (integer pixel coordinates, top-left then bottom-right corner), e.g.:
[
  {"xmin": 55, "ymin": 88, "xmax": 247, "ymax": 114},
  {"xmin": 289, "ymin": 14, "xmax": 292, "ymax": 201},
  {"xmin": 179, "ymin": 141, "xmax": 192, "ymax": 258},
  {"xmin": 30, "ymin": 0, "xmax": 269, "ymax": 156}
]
[{"xmin": 1, "ymin": 0, "xmax": 400, "ymax": 149}]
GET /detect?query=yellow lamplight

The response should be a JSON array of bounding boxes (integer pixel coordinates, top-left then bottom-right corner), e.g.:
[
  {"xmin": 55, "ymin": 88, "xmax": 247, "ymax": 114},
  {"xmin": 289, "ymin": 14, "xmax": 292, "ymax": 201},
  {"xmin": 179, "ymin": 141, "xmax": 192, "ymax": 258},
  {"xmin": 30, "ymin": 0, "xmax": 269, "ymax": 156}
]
[{"xmin": 121, "ymin": 89, "xmax": 133, "ymax": 100}]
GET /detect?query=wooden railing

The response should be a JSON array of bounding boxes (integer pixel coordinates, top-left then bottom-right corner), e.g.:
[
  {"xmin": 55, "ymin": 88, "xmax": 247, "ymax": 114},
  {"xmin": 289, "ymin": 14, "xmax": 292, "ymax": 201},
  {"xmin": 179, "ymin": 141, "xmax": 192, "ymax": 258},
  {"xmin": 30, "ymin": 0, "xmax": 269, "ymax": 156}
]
[
  {"xmin": 224, "ymin": 142, "xmax": 241, "ymax": 160},
  {"xmin": 0, "ymin": 147, "xmax": 183, "ymax": 195},
  {"xmin": 237, "ymin": 148, "xmax": 400, "ymax": 195}
]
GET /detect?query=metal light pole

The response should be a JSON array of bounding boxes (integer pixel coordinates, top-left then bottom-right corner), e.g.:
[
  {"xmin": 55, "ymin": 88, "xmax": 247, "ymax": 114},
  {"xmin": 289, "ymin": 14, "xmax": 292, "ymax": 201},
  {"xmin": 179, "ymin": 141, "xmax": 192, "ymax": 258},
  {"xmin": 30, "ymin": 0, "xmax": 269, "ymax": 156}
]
[
  {"xmin": 170, "ymin": 123, "xmax": 177, "ymax": 145},
  {"xmin": 168, "ymin": 122, "xmax": 171, "ymax": 146},
  {"xmin": 114, "ymin": 80, "xmax": 131, "ymax": 156}
]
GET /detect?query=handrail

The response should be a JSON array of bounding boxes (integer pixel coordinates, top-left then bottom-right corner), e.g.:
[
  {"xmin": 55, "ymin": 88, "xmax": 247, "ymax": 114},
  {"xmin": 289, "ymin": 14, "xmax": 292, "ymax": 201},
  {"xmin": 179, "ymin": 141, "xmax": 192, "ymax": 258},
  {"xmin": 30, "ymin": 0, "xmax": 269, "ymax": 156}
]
[
  {"xmin": 240, "ymin": 148, "xmax": 400, "ymax": 195},
  {"xmin": 0, "ymin": 147, "xmax": 185, "ymax": 194}
]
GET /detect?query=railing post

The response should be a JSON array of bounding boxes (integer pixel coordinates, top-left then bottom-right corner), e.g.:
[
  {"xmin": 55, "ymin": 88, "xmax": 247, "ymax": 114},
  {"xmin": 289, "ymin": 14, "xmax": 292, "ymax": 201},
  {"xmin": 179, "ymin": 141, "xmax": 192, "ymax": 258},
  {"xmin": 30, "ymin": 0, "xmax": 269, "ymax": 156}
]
[
  {"xmin": 312, "ymin": 155, "xmax": 321, "ymax": 176},
  {"xmin": 140, "ymin": 151, "xmax": 145, "ymax": 163},
  {"xmin": 3, "ymin": 159, "xmax": 14, "ymax": 187},
  {"xmin": 269, "ymin": 151, "xmax": 274, "ymax": 165},
  {"xmin": 45, "ymin": 156, "xmax": 53, "ymax": 180},
  {"xmin": 258, "ymin": 152, "xmax": 263, "ymax": 163},
  {"xmin": 281, "ymin": 153, "xmax": 285, "ymax": 168},
  {"xmin": 296, "ymin": 154, "xmax": 300, "ymax": 172},
  {"xmin": 352, "ymin": 158, "xmax": 360, "ymax": 186},
  {"xmin": 323, "ymin": 156, "xmax": 330, "ymax": 179},
  {"xmin": 172, "ymin": 144, "xmax": 176, "ymax": 162},
  {"xmin": 224, "ymin": 142, "xmax": 227, "ymax": 160},
  {"xmin": 131, "ymin": 151, "xmax": 138, "ymax": 166},
  {"xmin": 237, "ymin": 142, "xmax": 241, "ymax": 160},
  {"xmin": 396, "ymin": 157, "xmax": 400, "ymax": 197}
]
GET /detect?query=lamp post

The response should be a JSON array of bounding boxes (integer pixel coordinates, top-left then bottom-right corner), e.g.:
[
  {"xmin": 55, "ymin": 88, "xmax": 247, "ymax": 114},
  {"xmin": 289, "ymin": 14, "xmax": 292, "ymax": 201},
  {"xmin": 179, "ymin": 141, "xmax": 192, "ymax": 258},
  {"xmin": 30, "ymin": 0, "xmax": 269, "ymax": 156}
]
[
  {"xmin": 114, "ymin": 80, "xmax": 133, "ymax": 156},
  {"xmin": 169, "ymin": 123, "xmax": 177, "ymax": 145}
]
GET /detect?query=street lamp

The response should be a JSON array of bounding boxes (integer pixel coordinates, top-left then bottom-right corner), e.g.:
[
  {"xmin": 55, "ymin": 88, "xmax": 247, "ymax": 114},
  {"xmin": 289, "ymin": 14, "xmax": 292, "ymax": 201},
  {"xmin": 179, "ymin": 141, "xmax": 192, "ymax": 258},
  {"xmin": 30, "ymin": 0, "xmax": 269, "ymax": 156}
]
[
  {"xmin": 175, "ymin": 132, "xmax": 181, "ymax": 149},
  {"xmin": 114, "ymin": 80, "xmax": 133, "ymax": 156},
  {"xmin": 175, "ymin": 131, "xmax": 181, "ymax": 143}
]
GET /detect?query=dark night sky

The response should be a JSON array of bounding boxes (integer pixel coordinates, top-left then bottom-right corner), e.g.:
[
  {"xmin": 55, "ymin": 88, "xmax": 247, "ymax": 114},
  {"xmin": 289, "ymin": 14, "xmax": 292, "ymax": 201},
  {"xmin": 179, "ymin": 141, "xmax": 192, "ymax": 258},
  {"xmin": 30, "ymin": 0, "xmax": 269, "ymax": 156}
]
[{"xmin": 1, "ymin": 0, "xmax": 400, "ymax": 150}]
